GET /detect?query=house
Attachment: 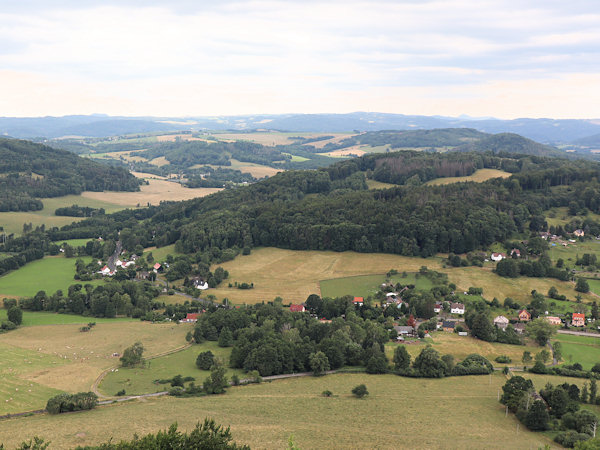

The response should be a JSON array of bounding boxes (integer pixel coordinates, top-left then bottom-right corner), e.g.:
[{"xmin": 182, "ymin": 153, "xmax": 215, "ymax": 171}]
[
  {"xmin": 442, "ymin": 321, "xmax": 455, "ymax": 332},
  {"xmin": 290, "ymin": 304, "xmax": 306, "ymax": 313},
  {"xmin": 572, "ymin": 313, "xmax": 585, "ymax": 327},
  {"xmin": 491, "ymin": 252, "xmax": 506, "ymax": 262},
  {"xmin": 353, "ymin": 297, "xmax": 364, "ymax": 306},
  {"xmin": 574, "ymin": 229, "xmax": 585, "ymax": 237},
  {"xmin": 450, "ymin": 303, "xmax": 465, "ymax": 315},
  {"xmin": 513, "ymin": 323, "xmax": 526, "ymax": 334},
  {"xmin": 99, "ymin": 265, "xmax": 111, "ymax": 276},
  {"xmin": 518, "ymin": 309, "xmax": 531, "ymax": 322},
  {"xmin": 181, "ymin": 313, "xmax": 200, "ymax": 323},
  {"xmin": 510, "ymin": 249, "xmax": 521, "ymax": 258},
  {"xmin": 153, "ymin": 263, "xmax": 162, "ymax": 273},
  {"xmin": 545, "ymin": 316, "xmax": 562, "ymax": 326},
  {"xmin": 434, "ymin": 303, "xmax": 443, "ymax": 313},
  {"xmin": 394, "ymin": 325, "xmax": 415, "ymax": 336},
  {"xmin": 137, "ymin": 271, "xmax": 150, "ymax": 280},
  {"xmin": 493, "ymin": 315, "xmax": 509, "ymax": 330},
  {"xmin": 192, "ymin": 277, "xmax": 209, "ymax": 290}
]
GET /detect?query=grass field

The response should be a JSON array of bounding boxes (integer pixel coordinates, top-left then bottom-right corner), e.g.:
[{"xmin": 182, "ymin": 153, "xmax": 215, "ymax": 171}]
[
  {"xmin": 426, "ymin": 169, "xmax": 512, "ymax": 186},
  {"xmin": 545, "ymin": 207, "xmax": 600, "ymax": 228},
  {"xmin": 320, "ymin": 272, "xmax": 433, "ymax": 298},
  {"xmin": 0, "ymin": 310, "xmax": 134, "ymax": 327},
  {"xmin": 366, "ymin": 178, "xmax": 398, "ymax": 190},
  {"xmin": 385, "ymin": 332, "xmax": 540, "ymax": 366},
  {"xmin": 0, "ymin": 321, "xmax": 192, "ymax": 397},
  {"xmin": 554, "ymin": 334, "xmax": 600, "ymax": 369},
  {"xmin": 0, "ymin": 256, "xmax": 100, "ymax": 298},
  {"xmin": 99, "ymin": 341, "xmax": 243, "ymax": 397},
  {"xmin": 144, "ymin": 244, "xmax": 181, "ymax": 263},
  {"xmin": 0, "ymin": 195, "xmax": 126, "ymax": 236},
  {"xmin": 0, "ymin": 372, "xmax": 556, "ymax": 449},
  {"xmin": 208, "ymin": 247, "xmax": 594, "ymax": 306}
]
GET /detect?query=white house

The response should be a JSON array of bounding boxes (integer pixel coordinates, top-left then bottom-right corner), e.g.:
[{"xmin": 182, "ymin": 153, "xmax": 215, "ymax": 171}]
[
  {"xmin": 433, "ymin": 303, "xmax": 443, "ymax": 313},
  {"xmin": 450, "ymin": 303, "xmax": 465, "ymax": 315},
  {"xmin": 193, "ymin": 278, "xmax": 209, "ymax": 290},
  {"xmin": 493, "ymin": 315, "xmax": 509, "ymax": 330},
  {"xmin": 491, "ymin": 252, "xmax": 506, "ymax": 262}
]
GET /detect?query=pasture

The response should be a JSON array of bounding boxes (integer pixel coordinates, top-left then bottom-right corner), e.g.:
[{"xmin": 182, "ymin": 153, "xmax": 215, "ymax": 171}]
[
  {"xmin": 0, "ymin": 310, "xmax": 133, "ymax": 327},
  {"xmin": 0, "ymin": 195, "xmax": 125, "ymax": 236},
  {"xmin": 320, "ymin": 272, "xmax": 433, "ymax": 299},
  {"xmin": 99, "ymin": 341, "xmax": 243, "ymax": 397},
  {"xmin": 208, "ymin": 247, "xmax": 594, "ymax": 306},
  {"xmin": 366, "ymin": 178, "xmax": 398, "ymax": 190},
  {"xmin": 0, "ymin": 373, "xmax": 556, "ymax": 449},
  {"xmin": 0, "ymin": 256, "xmax": 99, "ymax": 298},
  {"xmin": 425, "ymin": 168, "xmax": 512, "ymax": 186},
  {"xmin": 554, "ymin": 333, "xmax": 600, "ymax": 369},
  {"xmin": 385, "ymin": 332, "xmax": 540, "ymax": 366},
  {"xmin": 0, "ymin": 321, "xmax": 192, "ymax": 395}
]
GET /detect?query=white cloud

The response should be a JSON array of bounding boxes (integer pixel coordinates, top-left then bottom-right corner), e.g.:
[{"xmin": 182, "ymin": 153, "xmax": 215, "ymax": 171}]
[{"xmin": 0, "ymin": 0, "xmax": 598, "ymax": 118}]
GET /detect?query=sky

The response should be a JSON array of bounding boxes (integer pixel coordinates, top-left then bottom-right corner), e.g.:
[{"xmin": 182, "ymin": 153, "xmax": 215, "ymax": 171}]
[{"xmin": 0, "ymin": 0, "xmax": 599, "ymax": 119}]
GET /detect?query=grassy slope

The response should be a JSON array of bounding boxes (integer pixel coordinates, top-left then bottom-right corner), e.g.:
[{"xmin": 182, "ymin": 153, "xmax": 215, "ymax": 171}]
[
  {"xmin": 554, "ymin": 334, "xmax": 600, "ymax": 369},
  {"xmin": 99, "ymin": 341, "xmax": 243, "ymax": 397},
  {"xmin": 320, "ymin": 272, "xmax": 433, "ymax": 298},
  {"xmin": 0, "ymin": 310, "xmax": 134, "ymax": 327},
  {"xmin": 0, "ymin": 256, "xmax": 101, "ymax": 298},
  {"xmin": 209, "ymin": 248, "xmax": 595, "ymax": 306},
  {"xmin": 0, "ymin": 372, "xmax": 556, "ymax": 449},
  {"xmin": 0, "ymin": 322, "xmax": 192, "ymax": 399},
  {"xmin": 425, "ymin": 168, "xmax": 512, "ymax": 186}
]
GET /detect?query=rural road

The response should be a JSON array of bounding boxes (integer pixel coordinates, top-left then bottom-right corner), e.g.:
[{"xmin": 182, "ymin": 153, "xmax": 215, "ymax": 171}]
[{"xmin": 557, "ymin": 329, "xmax": 600, "ymax": 338}]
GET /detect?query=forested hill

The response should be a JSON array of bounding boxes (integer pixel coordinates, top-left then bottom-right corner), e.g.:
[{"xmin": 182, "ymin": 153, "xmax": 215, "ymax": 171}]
[
  {"xmin": 0, "ymin": 138, "xmax": 140, "ymax": 212},
  {"xmin": 54, "ymin": 150, "xmax": 600, "ymax": 261},
  {"xmin": 454, "ymin": 133, "xmax": 564, "ymax": 157}
]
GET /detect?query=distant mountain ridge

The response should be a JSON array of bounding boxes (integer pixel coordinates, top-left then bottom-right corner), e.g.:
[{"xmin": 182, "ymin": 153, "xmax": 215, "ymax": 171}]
[{"xmin": 1, "ymin": 113, "xmax": 599, "ymax": 144}]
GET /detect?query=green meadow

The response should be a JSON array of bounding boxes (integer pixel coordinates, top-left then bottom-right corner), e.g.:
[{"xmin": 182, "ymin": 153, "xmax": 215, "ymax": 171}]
[
  {"xmin": 319, "ymin": 272, "xmax": 434, "ymax": 299},
  {"xmin": 0, "ymin": 256, "xmax": 101, "ymax": 298},
  {"xmin": 0, "ymin": 310, "xmax": 134, "ymax": 327},
  {"xmin": 555, "ymin": 333, "xmax": 600, "ymax": 369}
]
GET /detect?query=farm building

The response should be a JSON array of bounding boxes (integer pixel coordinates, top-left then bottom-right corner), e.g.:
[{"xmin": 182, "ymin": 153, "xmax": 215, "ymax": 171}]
[{"xmin": 290, "ymin": 304, "xmax": 306, "ymax": 312}]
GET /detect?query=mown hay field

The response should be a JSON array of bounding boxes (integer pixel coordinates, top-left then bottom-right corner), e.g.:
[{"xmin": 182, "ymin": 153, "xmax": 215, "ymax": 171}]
[
  {"xmin": 0, "ymin": 310, "xmax": 133, "ymax": 327},
  {"xmin": 554, "ymin": 334, "xmax": 600, "ymax": 370},
  {"xmin": 208, "ymin": 248, "xmax": 594, "ymax": 305},
  {"xmin": 99, "ymin": 341, "xmax": 243, "ymax": 397},
  {"xmin": 0, "ymin": 321, "xmax": 192, "ymax": 398},
  {"xmin": 0, "ymin": 373, "xmax": 557, "ymax": 449},
  {"xmin": 425, "ymin": 168, "xmax": 512, "ymax": 186},
  {"xmin": 0, "ymin": 256, "xmax": 100, "ymax": 298}
]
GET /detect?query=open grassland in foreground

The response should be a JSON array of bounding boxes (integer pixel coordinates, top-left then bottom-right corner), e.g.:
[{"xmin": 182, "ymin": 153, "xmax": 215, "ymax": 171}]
[
  {"xmin": 385, "ymin": 332, "xmax": 541, "ymax": 366},
  {"xmin": 554, "ymin": 334, "xmax": 600, "ymax": 370},
  {"xmin": 0, "ymin": 310, "xmax": 134, "ymax": 327},
  {"xmin": 0, "ymin": 373, "xmax": 556, "ymax": 449},
  {"xmin": 425, "ymin": 168, "xmax": 512, "ymax": 186},
  {"xmin": 209, "ymin": 247, "xmax": 594, "ymax": 305},
  {"xmin": 99, "ymin": 341, "xmax": 243, "ymax": 397},
  {"xmin": 0, "ymin": 256, "xmax": 100, "ymax": 298},
  {"xmin": 0, "ymin": 322, "xmax": 192, "ymax": 400}
]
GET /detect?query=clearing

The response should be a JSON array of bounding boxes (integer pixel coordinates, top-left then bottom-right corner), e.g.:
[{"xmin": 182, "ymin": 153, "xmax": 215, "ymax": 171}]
[
  {"xmin": 320, "ymin": 272, "xmax": 433, "ymax": 298},
  {"xmin": 426, "ymin": 169, "xmax": 512, "ymax": 186},
  {"xmin": 0, "ymin": 372, "xmax": 556, "ymax": 449}
]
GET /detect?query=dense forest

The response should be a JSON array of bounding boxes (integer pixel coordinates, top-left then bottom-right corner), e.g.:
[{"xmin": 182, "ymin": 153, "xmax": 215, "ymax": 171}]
[
  {"xmin": 0, "ymin": 138, "xmax": 140, "ymax": 211},
  {"xmin": 39, "ymin": 150, "xmax": 600, "ymax": 262}
]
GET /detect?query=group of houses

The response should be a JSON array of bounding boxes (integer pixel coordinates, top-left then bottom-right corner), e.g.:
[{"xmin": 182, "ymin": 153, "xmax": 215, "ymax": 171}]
[
  {"xmin": 493, "ymin": 310, "xmax": 585, "ymax": 330},
  {"xmin": 490, "ymin": 248, "xmax": 521, "ymax": 262}
]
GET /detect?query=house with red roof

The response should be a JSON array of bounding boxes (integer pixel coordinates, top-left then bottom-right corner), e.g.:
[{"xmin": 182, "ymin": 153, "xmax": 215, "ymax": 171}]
[
  {"xmin": 290, "ymin": 304, "xmax": 306, "ymax": 313},
  {"xmin": 353, "ymin": 297, "xmax": 364, "ymax": 306},
  {"xmin": 518, "ymin": 309, "xmax": 531, "ymax": 322},
  {"xmin": 572, "ymin": 313, "xmax": 585, "ymax": 327},
  {"xmin": 153, "ymin": 263, "xmax": 162, "ymax": 273}
]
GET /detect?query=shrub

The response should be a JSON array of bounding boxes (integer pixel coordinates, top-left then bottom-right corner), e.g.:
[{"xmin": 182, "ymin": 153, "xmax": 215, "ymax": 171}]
[
  {"xmin": 530, "ymin": 361, "xmax": 548, "ymax": 374},
  {"xmin": 46, "ymin": 392, "xmax": 97, "ymax": 414},
  {"xmin": 495, "ymin": 355, "xmax": 512, "ymax": 364},
  {"xmin": 231, "ymin": 374, "xmax": 240, "ymax": 386},
  {"xmin": 7, "ymin": 305, "xmax": 23, "ymax": 326},
  {"xmin": 321, "ymin": 390, "xmax": 333, "ymax": 397},
  {"xmin": 120, "ymin": 342, "xmax": 144, "ymax": 367},
  {"xmin": 196, "ymin": 351, "xmax": 215, "ymax": 370},
  {"xmin": 352, "ymin": 384, "xmax": 369, "ymax": 398},
  {"xmin": 554, "ymin": 431, "xmax": 591, "ymax": 448},
  {"xmin": 116, "ymin": 389, "xmax": 126, "ymax": 396}
]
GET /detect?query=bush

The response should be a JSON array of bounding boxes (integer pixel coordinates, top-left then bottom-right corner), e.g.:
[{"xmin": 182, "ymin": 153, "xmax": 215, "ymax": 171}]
[
  {"xmin": 196, "ymin": 351, "xmax": 215, "ymax": 370},
  {"xmin": 7, "ymin": 305, "xmax": 23, "ymax": 326},
  {"xmin": 0, "ymin": 320, "xmax": 17, "ymax": 331},
  {"xmin": 116, "ymin": 389, "xmax": 126, "ymax": 396},
  {"xmin": 321, "ymin": 390, "xmax": 333, "ymax": 397},
  {"xmin": 554, "ymin": 431, "xmax": 591, "ymax": 448},
  {"xmin": 352, "ymin": 384, "xmax": 369, "ymax": 398},
  {"xmin": 46, "ymin": 392, "xmax": 97, "ymax": 414},
  {"xmin": 231, "ymin": 374, "xmax": 240, "ymax": 386},
  {"xmin": 120, "ymin": 342, "xmax": 144, "ymax": 367},
  {"xmin": 530, "ymin": 361, "xmax": 548, "ymax": 374},
  {"xmin": 495, "ymin": 355, "xmax": 512, "ymax": 364},
  {"xmin": 452, "ymin": 354, "xmax": 494, "ymax": 376}
]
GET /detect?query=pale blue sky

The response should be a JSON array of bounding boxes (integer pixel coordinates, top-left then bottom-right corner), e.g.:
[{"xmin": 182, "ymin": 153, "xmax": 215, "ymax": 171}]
[{"xmin": 1, "ymin": 0, "xmax": 599, "ymax": 118}]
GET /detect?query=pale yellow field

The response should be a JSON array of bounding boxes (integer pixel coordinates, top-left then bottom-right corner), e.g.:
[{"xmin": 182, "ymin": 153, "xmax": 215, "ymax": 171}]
[
  {"xmin": 320, "ymin": 145, "xmax": 367, "ymax": 157},
  {"xmin": 209, "ymin": 248, "xmax": 594, "ymax": 305},
  {"xmin": 0, "ymin": 322, "xmax": 192, "ymax": 394},
  {"xmin": 213, "ymin": 132, "xmax": 344, "ymax": 146},
  {"xmin": 366, "ymin": 179, "xmax": 398, "ymax": 190},
  {"xmin": 228, "ymin": 159, "xmax": 283, "ymax": 178},
  {"xmin": 0, "ymin": 373, "xmax": 557, "ymax": 449},
  {"xmin": 156, "ymin": 134, "xmax": 205, "ymax": 142},
  {"xmin": 308, "ymin": 133, "xmax": 359, "ymax": 149},
  {"xmin": 81, "ymin": 178, "xmax": 221, "ymax": 206},
  {"xmin": 148, "ymin": 156, "xmax": 170, "ymax": 167},
  {"xmin": 426, "ymin": 168, "xmax": 512, "ymax": 186}
]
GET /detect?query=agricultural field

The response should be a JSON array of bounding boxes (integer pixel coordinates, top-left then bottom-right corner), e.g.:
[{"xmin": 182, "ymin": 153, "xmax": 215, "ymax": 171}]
[
  {"xmin": 208, "ymin": 247, "xmax": 595, "ymax": 306},
  {"xmin": 0, "ymin": 321, "xmax": 192, "ymax": 398},
  {"xmin": 320, "ymin": 272, "xmax": 433, "ymax": 299},
  {"xmin": 553, "ymin": 334, "xmax": 600, "ymax": 369},
  {"xmin": 366, "ymin": 178, "xmax": 397, "ymax": 190},
  {"xmin": 425, "ymin": 168, "xmax": 512, "ymax": 186},
  {"xmin": 212, "ymin": 131, "xmax": 351, "ymax": 147},
  {"xmin": 53, "ymin": 238, "xmax": 95, "ymax": 247},
  {"xmin": 0, "ymin": 256, "xmax": 100, "ymax": 298},
  {"xmin": 0, "ymin": 373, "xmax": 556, "ymax": 449},
  {"xmin": 0, "ymin": 195, "xmax": 126, "ymax": 236},
  {"xmin": 0, "ymin": 310, "xmax": 133, "ymax": 327},
  {"xmin": 99, "ymin": 341, "xmax": 243, "ymax": 397},
  {"xmin": 385, "ymin": 332, "xmax": 540, "ymax": 366}
]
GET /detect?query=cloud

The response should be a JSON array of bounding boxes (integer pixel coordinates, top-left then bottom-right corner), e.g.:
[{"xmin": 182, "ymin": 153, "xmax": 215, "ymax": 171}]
[{"xmin": 0, "ymin": 0, "xmax": 599, "ymax": 118}]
